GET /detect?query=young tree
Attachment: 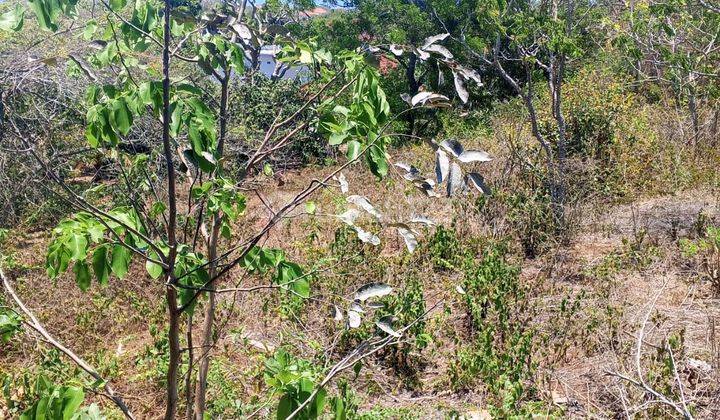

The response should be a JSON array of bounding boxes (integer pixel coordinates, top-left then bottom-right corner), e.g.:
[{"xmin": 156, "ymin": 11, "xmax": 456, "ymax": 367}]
[
  {"xmin": 0, "ymin": 0, "xmax": 492, "ymax": 418},
  {"xmin": 616, "ymin": 0, "xmax": 720, "ymax": 144},
  {"xmin": 436, "ymin": 0, "xmax": 597, "ymax": 222}
]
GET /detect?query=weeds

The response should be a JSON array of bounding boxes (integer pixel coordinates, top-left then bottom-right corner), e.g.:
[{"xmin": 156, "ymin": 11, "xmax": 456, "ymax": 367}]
[{"xmin": 680, "ymin": 225, "xmax": 720, "ymax": 294}]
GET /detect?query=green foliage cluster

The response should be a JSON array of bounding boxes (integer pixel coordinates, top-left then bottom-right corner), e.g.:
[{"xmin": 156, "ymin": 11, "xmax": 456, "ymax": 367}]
[
  {"xmin": 264, "ymin": 348, "xmax": 325, "ymax": 420},
  {"xmin": 449, "ymin": 242, "xmax": 539, "ymax": 416},
  {"xmin": 680, "ymin": 224, "xmax": 720, "ymax": 294},
  {"xmin": 2, "ymin": 374, "xmax": 101, "ymax": 420}
]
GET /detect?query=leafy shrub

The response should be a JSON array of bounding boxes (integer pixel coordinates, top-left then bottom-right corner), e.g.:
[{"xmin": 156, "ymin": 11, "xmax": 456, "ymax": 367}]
[
  {"xmin": 504, "ymin": 189, "xmax": 557, "ymax": 258},
  {"xmin": 2, "ymin": 374, "xmax": 102, "ymax": 419},
  {"xmin": 264, "ymin": 348, "xmax": 325, "ymax": 420},
  {"xmin": 680, "ymin": 225, "xmax": 720, "ymax": 294},
  {"xmin": 449, "ymin": 242, "xmax": 539, "ymax": 416},
  {"xmin": 426, "ymin": 225, "xmax": 465, "ymax": 270}
]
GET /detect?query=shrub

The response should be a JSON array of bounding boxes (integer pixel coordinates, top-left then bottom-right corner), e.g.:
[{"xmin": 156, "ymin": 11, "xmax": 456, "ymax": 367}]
[
  {"xmin": 680, "ymin": 225, "xmax": 720, "ymax": 294},
  {"xmin": 449, "ymin": 242, "xmax": 539, "ymax": 416}
]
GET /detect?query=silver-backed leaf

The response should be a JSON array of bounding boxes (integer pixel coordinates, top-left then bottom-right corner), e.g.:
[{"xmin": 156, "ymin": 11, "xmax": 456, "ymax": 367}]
[
  {"xmin": 354, "ymin": 226, "xmax": 381, "ymax": 245},
  {"xmin": 457, "ymin": 64, "xmax": 482, "ymax": 84},
  {"xmin": 347, "ymin": 195, "xmax": 382, "ymax": 220},
  {"xmin": 376, "ymin": 316, "xmax": 401, "ymax": 337},
  {"xmin": 230, "ymin": 22, "xmax": 253, "ymax": 40},
  {"xmin": 336, "ymin": 172, "xmax": 349, "ymax": 193},
  {"xmin": 423, "ymin": 44, "xmax": 453, "ymax": 59},
  {"xmin": 453, "ymin": 70, "xmax": 469, "ymax": 103},
  {"xmin": 410, "ymin": 91, "xmax": 450, "ymax": 107},
  {"xmin": 389, "ymin": 44, "xmax": 404, "ymax": 56},
  {"xmin": 421, "ymin": 33, "xmax": 450, "ymax": 49},
  {"xmin": 332, "ymin": 305, "xmax": 343, "ymax": 321},
  {"xmin": 466, "ymin": 173, "xmax": 492, "ymax": 195},
  {"xmin": 349, "ymin": 301, "xmax": 365, "ymax": 313},
  {"xmin": 440, "ymin": 138, "xmax": 464, "ymax": 157},
  {"xmin": 347, "ymin": 310, "xmax": 361, "ymax": 328},
  {"xmin": 415, "ymin": 48, "xmax": 431, "ymax": 60},
  {"xmin": 337, "ymin": 208, "xmax": 361, "ymax": 226},
  {"xmin": 395, "ymin": 162, "xmax": 423, "ymax": 181},
  {"xmin": 404, "ymin": 171, "xmax": 424, "ymax": 182},
  {"xmin": 435, "ymin": 149, "xmax": 450, "ymax": 184},
  {"xmin": 447, "ymin": 162, "xmax": 464, "ymax": 197},
  {"xmin": 458, "ymin": 150, "xmax": 492, "ymax": 163},
  {"xmin": 397, "ymin": 226, "xmax": 418, "ymax": 253},
  {"xmin": 414, "ymin": 179, "xmax": 440, "ymax": 197},
  {"xmin": 395, "ymin": 162, "xmax": 412, "ymax": 172},
  {"xmin": 355, "ymin": 283, "xmax": 393, "ymax": 302},
  {"xmin": 367, "ymin": 302, "xmax": 385, "ymax": 309}
]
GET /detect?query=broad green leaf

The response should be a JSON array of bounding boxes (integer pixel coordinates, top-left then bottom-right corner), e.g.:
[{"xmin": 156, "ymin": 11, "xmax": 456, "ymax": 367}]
[
  {"xmin": 27, "ymin": 0, "xmax": 60, "ymax": 32},
  {"xmin": 109, "ymin": 0, "xmax": 127, "ymax": 12},
  {"xmin": 329, "ymin": 131, "xmax": 348, "ymax": 146},
  {"xmin": 92, "ymin": 245, "xmax": 110, "ymax": 285},
  {"xmin": 346, "ymin": 140, "xmax": 361, "ymax": 160},
  {"xmin": 145, "ymin": 253, "xmax": 163, "ymax": 279},
  {"xmin": 67, "ymin": 234, "xmax": 88, "ymax": 261},
  {"xmin": 111, "ymin": 98, "xmax": 133, "ymax": 136},
  {"xmin": 60, "ymin": 386, "xmax": 85, "ymax": 417},
  {"xmin": 366, "ymin": 143, "xmax": 388, "ymax": 178},
  {"xmin": 73, "ymin": 261, "xmax": 91, "ymax": 291},
  {"xmin": 292, "ymin": 278, "xmax": 310, "ymax": 298},
  {"xmin": 0, "ymin": 4, "xmax": 25, "ymax": 32},
  {"xmin": 110, "ymin": 244, "xmax": 131, "ymax": 279},
  {"xmin": 83, "ymin": 19, "xmax": 97, "ymax": 40}
]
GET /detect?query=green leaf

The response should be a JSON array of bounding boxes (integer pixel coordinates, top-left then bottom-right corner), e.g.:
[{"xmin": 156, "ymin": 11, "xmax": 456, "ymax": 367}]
[
  {"xmin": 109, "ymin": 0, "xmax": 127, "ymax": 12},
  {"xmin": 305, "ymin": 201, "xmax": 316, "ymax": 215},
  {"xmin": 67, "ymin": 234, "xmax": 88, "ymax": 261},
  {"xmin": 27, "ymin": 0, "xmax": 60, "ymax": 32},
  {"xmin": 110, "ymin": 244, "xmax": 131, "ymax": 279},
  {"xmin": 292, "ymin": 278, "xmax": 310, "ymax": 298},
  {"xmin": 92, "ymin": 245, "xmax": 110, "ymax": 285},
  {"xmin": 111, "ymin": 98, "xmax": 133, "ymax": 136},
  {"xmin": 276, "ymin": 394, "xmax": 293, "ymax": 420},
  {"xmin": 145, "ymin": 253, "xmax": 163, "ymax": 279},
  {"xmin": 73, "ymin": 261, "xmax": 91, "ymax": 291},
  {"xmin": 0, "ymin": 4, "xmax": 25, "ymax": 32},
  {"xmin": 263, "ymin": 163, "xmax": 274, "ymax": 177},
  {"xmin": 329, "ymin": 131, "xmax": 348, "ymax": 146},
  {"xmin": 366, "ymin": 143, "xmax": 388, "ymax": 178},
  {"xmin": 0, "ymin": 309, "xmax": 22, "ymax": 343},
  {"xmin": 83, "ymin": 19, "xmax": 97, "ymax": 40},
  {"xmin": 60, "ymin": 386, "xmax": 85, "ymax": 418},
  {"xmin": 346, "ymin": 140, "xmax": 361, "ymax": 160}
]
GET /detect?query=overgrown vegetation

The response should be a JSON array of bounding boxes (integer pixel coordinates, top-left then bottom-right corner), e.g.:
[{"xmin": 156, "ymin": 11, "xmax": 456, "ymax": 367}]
[{"xmin": 1, "ymin": 0, "xmax": 718, "ymax": 418}]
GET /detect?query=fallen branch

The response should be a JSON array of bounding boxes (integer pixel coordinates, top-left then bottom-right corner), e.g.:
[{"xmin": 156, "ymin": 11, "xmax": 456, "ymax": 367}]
[{"xmin": 605, "ymin": 282, "xmax": 694, "ymax": 420}]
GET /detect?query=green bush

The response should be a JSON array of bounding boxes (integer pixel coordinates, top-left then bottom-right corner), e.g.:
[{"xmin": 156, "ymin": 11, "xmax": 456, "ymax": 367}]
[
  {"xmin": 448, "ymin": 242, "xmax": 540, "ymax": 416},
  {"xmin": 680, "ymin": 225, "xmax": 720, "ymax": 294}
]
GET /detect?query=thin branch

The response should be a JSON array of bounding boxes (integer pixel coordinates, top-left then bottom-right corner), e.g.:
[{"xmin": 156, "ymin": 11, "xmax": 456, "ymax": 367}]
[{"xmin": 0, "ymin": 266, "xmax": 135, "ymax": 419}]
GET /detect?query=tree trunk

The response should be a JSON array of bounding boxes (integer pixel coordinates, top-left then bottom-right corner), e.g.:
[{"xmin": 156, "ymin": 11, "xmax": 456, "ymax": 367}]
[
  {"xmin": 162, "ymin": 0, "xmax": 181, "ymax": 417},
  {"xmin": 193, "ymin": 74, "xmax": 230, "ymax": 420}
]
